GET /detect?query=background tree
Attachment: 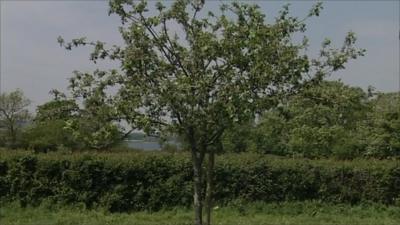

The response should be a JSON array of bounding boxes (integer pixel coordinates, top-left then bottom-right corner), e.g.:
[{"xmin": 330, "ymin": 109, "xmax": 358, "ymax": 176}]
[
  {"xmin": 58, "ymin": 1, "xmax": 364, "ymax": 224},
  {"xmin": 363, "ymin": 92, "xmax": 400, "ymax": 157},
  {"xmin": 221, "ymin": 84, "xmax": 399, "ymax": 159},
  {"xmin": 223, "ymin": 81, "xmax": 371, "ymax": 159},
  {"xmin": 264, "ymin": 81, "xmax": 370, "ymax": 158},
  {"xmin": 22, "ymin": 90, "xmax": 80, "ymax": 152},
  {"xmin": 0, "ymin": 89, "xmax": 31, "ymax": 148},
  {"xmin": 27, "ymin": 89, "xmax": 130, "ymax": 151},
  {"xmin": 221, "ymin": 121, "xmax": 255, "ymax": 153}
]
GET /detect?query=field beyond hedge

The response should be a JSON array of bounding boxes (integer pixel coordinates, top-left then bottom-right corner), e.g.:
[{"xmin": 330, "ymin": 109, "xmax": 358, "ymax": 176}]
[{"xmin": 0, "ymin": 150, "xmax": 399, "ymax": 213}]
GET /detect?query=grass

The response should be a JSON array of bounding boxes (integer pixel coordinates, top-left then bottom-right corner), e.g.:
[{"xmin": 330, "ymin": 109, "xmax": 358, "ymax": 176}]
[{"xmin": 1, "ymin": 201, "xmax": 399, "ymax": 225}]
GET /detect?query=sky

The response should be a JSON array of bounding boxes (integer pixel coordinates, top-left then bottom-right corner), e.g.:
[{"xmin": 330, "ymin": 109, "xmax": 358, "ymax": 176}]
[{"xmin": 1, "ymin": 0, "xmax": 399, "ymax": 110}]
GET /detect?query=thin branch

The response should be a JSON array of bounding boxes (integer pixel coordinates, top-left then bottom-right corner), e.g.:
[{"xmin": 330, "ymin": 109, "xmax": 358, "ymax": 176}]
[
  {"xmin": 161, "ymin": 18, "xmax": 191, "ymax": 77},
  {"xmin": 206, "ymin": 126, "xmax": 225, "ymax": 146}
]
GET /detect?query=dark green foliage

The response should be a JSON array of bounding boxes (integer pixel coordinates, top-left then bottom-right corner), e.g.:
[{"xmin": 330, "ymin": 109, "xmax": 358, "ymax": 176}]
[
  {"xmin": 223, "ymin": 82, "xmax": 400, "ymax": 159},
  {"xmin": 0, "ymin": 151, "xmax": 399, "ymax": 212},
  {"xmin": 221, "ymin": 122, "xmax": 255, "ymax": 153},
  {"xmin": 21, "ymin": 120, "xmax": 78, "ymax": 152},
  {"xmin": 24, "ymin": 97, "xmax": 126, "ymax": 151},
  {"xmin": 21, "ymin": 98, "xmax": 79, "ymax": 152},
  {"xmin": 255, "ymin": 81, "xmax": 371, "ymax": 158},
  {"xmin": 34, "ymin": 97, "xmax": 79, "ymax": 122},
  {"xmin": 363, "ymin": 93, "xmax": 400, "ymax": 157}
]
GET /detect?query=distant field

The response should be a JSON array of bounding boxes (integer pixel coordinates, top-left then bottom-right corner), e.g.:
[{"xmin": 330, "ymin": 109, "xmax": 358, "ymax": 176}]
[{"xmin": 1, "ymin": 201, "xmax": 399, "ymax": 225}]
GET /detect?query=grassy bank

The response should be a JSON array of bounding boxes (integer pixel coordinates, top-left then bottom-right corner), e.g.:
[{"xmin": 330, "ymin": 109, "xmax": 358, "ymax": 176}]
[{"xmin": 1, "ymin": 201, "xmax": 399, "ymax": 225}]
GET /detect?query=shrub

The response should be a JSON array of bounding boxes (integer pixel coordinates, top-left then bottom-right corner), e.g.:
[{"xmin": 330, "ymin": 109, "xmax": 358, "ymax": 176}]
[{"xmin": 0, "ymin": 150, "xmax": 398, "ymax": 212}]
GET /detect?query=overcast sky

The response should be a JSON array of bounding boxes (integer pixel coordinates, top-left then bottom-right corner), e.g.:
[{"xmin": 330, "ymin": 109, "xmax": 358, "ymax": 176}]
[{"xmin": 1, "ymin": 0, "xmax": 399, "ymax": 110}]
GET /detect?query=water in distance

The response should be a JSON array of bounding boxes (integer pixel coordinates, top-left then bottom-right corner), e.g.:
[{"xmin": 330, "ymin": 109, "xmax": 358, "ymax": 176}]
[{"xmin": 125, "ymin": 140, "xmax": 162, "ymax": 151}]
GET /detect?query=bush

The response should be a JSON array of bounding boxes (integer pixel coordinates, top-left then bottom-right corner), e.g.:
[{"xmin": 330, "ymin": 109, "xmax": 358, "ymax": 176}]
[{"xmin": 0, "ymin": 150, "xmax": 399, "ymax": 212}]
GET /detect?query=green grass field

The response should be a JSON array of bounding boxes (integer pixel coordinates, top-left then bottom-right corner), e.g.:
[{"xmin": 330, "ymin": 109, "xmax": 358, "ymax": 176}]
[{"xmin": 1, "ymin": 201, "xmax": 399, "ymax": 225}]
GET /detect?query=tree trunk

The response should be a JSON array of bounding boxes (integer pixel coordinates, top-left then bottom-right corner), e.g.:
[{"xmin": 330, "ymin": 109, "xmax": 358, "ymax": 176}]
[
  {"xmin": 191, "ymin": 150, "xmax": 203, "ymax": 225},
  {"xmin": 205, "ymin": 152, "xmax": 215, "ymax": 225},
  {"xmin": 9, "ymin": 124, "xmax": 16, "ymax": 148}
]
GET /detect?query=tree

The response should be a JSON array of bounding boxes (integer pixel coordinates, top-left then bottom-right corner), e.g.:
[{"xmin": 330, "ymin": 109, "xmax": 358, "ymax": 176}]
[
  {"xmin": 254, "ymin": 81, "xmax": 371, "ymax": 158},
  {"xmin": 32, "ymin": 90, "xmax": 129, "ymax": 150},
  {"xmin": 0, "ymin": 89, "xmax": 31, "ymax": 148},
  {"xmin": 364, "ymin": 92, "xmax": 400, "ymax": 157},
  {"xmin": 22, "ymin": 119, "xmax": 76, "ymax": 152},
  {"xmin": 58, "ymin": 1, "xmax": 364, "ymax": 224},
  {"xmin": 34, "ymin": 90, "xmax": 79, "ymax": 122},
  {"xmin": 22, "ymin": 91, "xmax": 80, "ymax": 152}
]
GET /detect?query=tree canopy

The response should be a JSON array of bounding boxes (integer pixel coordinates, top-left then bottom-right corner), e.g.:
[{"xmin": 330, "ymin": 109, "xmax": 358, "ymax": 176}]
[
  {"xmin": 27, "ymin": 90, "xmax": 127, "ymax": 151},
  {"xmin": 223, "ymin": 83, "xmax": 400, "ymax": 159},
  {"xmin": 364, "ymin": 93, "xmax": 400, "ymax": 157},
  {"xmin": 253, "ymin": 81, "xmax": 370, "ymax": 158}
]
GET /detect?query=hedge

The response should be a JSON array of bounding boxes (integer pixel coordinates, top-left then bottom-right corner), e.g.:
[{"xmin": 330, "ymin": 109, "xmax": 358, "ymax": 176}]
[{"xmin": 0, "ymin": 150, "xmax": 399, "ymax": 212}]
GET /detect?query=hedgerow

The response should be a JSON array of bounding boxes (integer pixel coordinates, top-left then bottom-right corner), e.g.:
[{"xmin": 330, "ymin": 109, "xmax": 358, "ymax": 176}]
[{"xmin": 0, "ymin": 150, "xmax": 399, "ymax": 212}]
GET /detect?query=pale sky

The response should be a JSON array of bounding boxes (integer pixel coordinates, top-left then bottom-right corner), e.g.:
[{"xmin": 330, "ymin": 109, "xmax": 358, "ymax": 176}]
[{"xmin": 1, "ymin": 0, "xmax": 399, "ymax": 110}]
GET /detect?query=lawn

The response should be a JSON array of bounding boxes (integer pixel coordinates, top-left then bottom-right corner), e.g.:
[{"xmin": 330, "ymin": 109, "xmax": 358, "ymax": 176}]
[{"xmin": 1, "ymin": 201, "xmax": 399, "ymax": 225}]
